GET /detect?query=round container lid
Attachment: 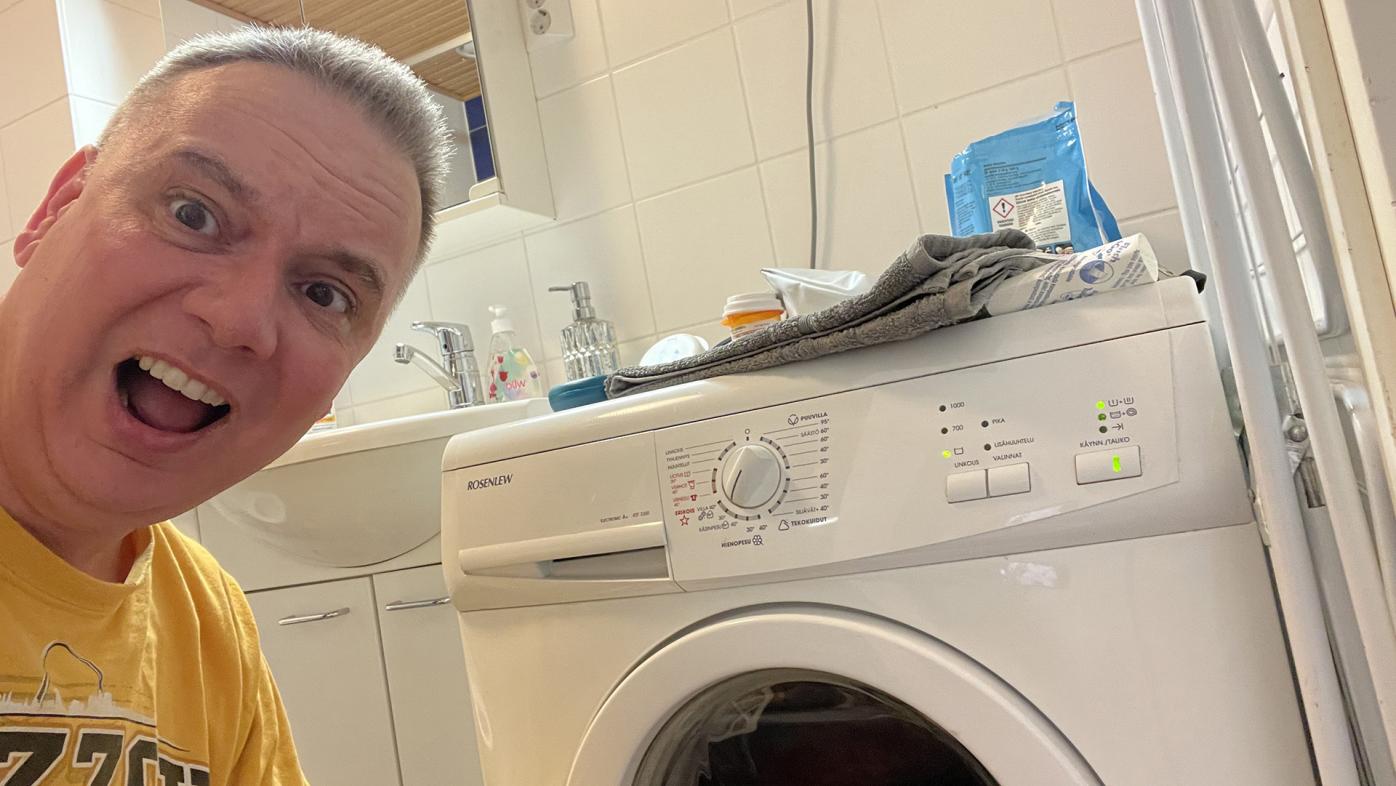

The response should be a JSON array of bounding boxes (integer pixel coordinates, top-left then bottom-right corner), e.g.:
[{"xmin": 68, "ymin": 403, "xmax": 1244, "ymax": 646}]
[
  {"xmin": 723, "ymin": 292, "xmax": 784, "ymax": 318},
  {"xmin": 547, "ymin": 374, "xmax": 610, "ymax": 412}
]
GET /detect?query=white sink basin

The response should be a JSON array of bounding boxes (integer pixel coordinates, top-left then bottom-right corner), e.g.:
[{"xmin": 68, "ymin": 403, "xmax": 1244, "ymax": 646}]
[{"xmin": 198, "ymin": 399, "xmax": 551, "ymax": 567}]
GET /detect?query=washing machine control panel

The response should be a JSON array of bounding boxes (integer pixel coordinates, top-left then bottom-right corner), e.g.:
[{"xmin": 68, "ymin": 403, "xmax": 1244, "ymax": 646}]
[{"xmin": 653, "ymin": 327, "xmax": 1242, "ymax": 587}]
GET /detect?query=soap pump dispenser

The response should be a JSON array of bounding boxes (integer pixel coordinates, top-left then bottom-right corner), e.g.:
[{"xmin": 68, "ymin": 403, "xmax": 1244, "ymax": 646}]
[
  {"xmin": 485, "ymin": 305, "xmax": 543, "ymax": 403},
  {"xmin": 548, "ymin": 281, "xmax": 620, "ymax": 381}
]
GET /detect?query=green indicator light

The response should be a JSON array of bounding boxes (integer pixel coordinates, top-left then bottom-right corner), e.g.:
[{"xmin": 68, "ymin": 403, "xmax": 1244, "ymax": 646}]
[
  {"xmin": 1096, "ymin": 400, "xmax": 1106, "ymax": 410},
  {"xmin": 942, "ymin": 449, "xmax": 953, "ymax": 459},
  {"xmin": 1098, "ymin": 413, "xmax": 1107, "ymax": 421},
  {"xmin": 1112, "ymin": 455, "xmax": 1123, "ymax": 473}
]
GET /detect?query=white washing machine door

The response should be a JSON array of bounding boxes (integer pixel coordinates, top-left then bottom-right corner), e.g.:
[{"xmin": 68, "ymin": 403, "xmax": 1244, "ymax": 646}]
[{"xmin": 568, "ymin": 607, "xmax": 1100, "ymax": 785}]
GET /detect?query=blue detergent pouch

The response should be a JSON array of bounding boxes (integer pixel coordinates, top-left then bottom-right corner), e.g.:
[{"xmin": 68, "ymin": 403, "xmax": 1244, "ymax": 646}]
[{"xmin": 945, "ymin": 101, "xmax": 1120, "ymax": 253}]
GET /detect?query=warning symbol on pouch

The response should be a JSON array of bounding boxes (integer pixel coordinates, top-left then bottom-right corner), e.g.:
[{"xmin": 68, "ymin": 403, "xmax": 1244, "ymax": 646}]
[{"xmin": 992, "ymin": 197, "xmax": 1015, "ymax": 218}]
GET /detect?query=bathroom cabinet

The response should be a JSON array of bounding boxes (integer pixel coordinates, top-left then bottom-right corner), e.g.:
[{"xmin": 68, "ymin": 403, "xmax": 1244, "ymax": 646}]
[{"xmin": 246, "ymin": 566, "xmax": 483, "ymax": 786}]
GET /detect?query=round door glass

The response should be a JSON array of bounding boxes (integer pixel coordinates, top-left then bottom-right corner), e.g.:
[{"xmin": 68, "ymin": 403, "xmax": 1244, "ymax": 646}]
[{"xmin": 634, "ymin": 669, "xmax": 998, "ymax": 785}]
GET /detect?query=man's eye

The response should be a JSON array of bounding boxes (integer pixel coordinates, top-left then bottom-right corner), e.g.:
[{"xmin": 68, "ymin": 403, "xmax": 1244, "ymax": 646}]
[
  {"xmin": 170, "ymin": 198, "xmax": 218, "ymax": 236},
  {"xmin": 302, "ymin": 282, "xmax": 352, "ymax": 314}
]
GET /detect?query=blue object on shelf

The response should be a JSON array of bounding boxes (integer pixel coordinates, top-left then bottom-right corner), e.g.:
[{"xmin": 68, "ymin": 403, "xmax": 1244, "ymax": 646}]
[
  {"xmin": 470, "ymin": 127, "xmax": 496, "ymax": 181},
  {"xmin": 548, "ymin": 375, "xmax": 609, "ymax": 412}
]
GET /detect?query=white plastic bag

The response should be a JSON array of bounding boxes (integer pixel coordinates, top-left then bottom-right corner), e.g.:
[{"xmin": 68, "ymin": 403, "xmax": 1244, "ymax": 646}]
[{"xmin": 759, "ymin": 268, "xmax": 871, "ymax": 317}]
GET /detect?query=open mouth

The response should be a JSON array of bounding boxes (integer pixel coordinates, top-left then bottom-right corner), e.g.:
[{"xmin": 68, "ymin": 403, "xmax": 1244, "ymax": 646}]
[{"xmin": 116, "ymin": 357, "xmax": 231, "ymax": 434}]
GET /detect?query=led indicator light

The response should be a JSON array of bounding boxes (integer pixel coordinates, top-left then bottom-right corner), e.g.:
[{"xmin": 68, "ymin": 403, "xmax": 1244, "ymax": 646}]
[
  {"xmin": 1099, "ymin": 426, "xmax": 1108, "ymax": 434},
  {"xmin": 1112, "ymin": 455, "xmax": 1123, "ymax": 473},
  {"xmin": 942, "ymin": 449, "xmax": 952, "ymax": 459},
  {"xmin": 1098, "ymin": 413, "xmax": 1107, "ymax": 421},
  {"xmin": 1096, "ymin": 400, "xmax": 1106, "ymax": 410}
]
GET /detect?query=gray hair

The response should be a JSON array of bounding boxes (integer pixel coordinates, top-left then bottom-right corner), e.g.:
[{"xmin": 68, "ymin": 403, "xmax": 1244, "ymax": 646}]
[{"xmin": 100, "ymin": 26, "xmax": 453, "ymax": 272}]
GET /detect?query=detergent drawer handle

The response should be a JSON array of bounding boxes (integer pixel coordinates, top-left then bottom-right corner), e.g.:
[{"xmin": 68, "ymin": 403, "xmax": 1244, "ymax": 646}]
[
  {"xmin": 458, "ymin": 521, "xmax": 665, "ymax": 574},
  {"xmin": 277, "ymin": 607, "xmax": 350, "ymax": 626},
  {"xmin": 383, "ymin": 597, "xmax": 451, "ymax": 612}
]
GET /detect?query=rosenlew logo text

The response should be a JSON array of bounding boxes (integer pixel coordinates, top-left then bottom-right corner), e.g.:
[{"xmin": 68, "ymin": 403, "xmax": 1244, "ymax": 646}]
[{"xmin": 466, "ymin": 474, "xmax": 513, "ymax": 491}]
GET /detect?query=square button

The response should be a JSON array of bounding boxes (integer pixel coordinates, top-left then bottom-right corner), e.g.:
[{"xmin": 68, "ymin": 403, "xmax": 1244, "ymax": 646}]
[
  {"xmin": 946, "ymin": 470, "xmax": 988, "ymax": 503},
  {"xmin": 987, "ymin": 463, "xmax": 1031, "ymax": 497},
  {"xmin": 1075, "ymin": 446, "xmax": 1143, "ymax": 484}
]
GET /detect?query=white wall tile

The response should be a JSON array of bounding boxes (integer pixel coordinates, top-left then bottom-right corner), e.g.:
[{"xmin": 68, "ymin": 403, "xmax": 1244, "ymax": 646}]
[
  {"xmin": 524, "ymin": 206, "xmax": 656, "ymax": 356},
  {"xmin": 878, "ymin": 0, "xmax": 1061, "ymax": 114},
  {"xmin": 612, "ymin": 29, "xmax": 755, "ymax": 199},
  {"xmin": 0, "ymin": 148, "xmax": 11, "ymax": 242},
  {"xmin": 636, "ymin": 167, "xmax": 773, "ymax": 332},
  {"xmin": 529, "ymin": 0, "xmax": 609, "ymax": 98},
  {"xmin": 599, "ymin": 0, "xmax": 729, "ymax": 66},
  {"xmin": 734, "ymin": 0, "xmax": 897, "ymax": 159},
  {"xmin": 345, "ymin": 274, "xmax": 438, "ymax": 405},
  {"xmin": 760, "ymin": 121, "xmax": 920, "ymax": 275},
  {"xmin": 109, "ymin": 0, "xmax": 160, "ymax": 18},
  {"xmin": 159, "ymin": 0, "xmax": 244, "ymax": 48},
  {"xmin": 69, "ymin": 95, "xmax": 116, "ymax": 147},
  {"xmin": 1, "ymin": 98, "xmax": 76, "ymax": 235},
  {"xmin": 902, "ymin": 69, "xmax": 1072, "ymax": 234},
  {"xmin": 618, "ymin": 336, "xmax": 653, "ymax": 367},
  {"xmin": 542, "ymin": 356, "xmax": 567, "ymax": 388},
  {"xmin": 1068, "ymin": 41, "xmax": 1177, "ymax": 219},
  {"xmin": 0, "ymin": 0, "xmax": 68, "ymax": 128},
  {"xmin": 424, "ymin": 238, "xmax": 546, "ymax": 375},
  {"xmin": 1119, "ymin": 209, "xmax": 1191, "ymax": 272},
  {"xmin": 60, "ymin": 0, "xmax": 166, "ymax": 104},
  {"xmin": 728, "ymin": 0, "xmax": 782, "ymax": 19},
  {"xmin": 1050, "ymin": 0, "xmax": 1141, "ymax": 61},
  {"xmin": 538, "ymin": 76, "xmax": 631, "ymax": 221}
]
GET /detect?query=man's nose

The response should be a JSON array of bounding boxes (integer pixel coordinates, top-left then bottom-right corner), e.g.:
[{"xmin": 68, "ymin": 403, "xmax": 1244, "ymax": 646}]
[{"xmin": 182, "ymin": 266, "xmax": 279, "ymax": 359}]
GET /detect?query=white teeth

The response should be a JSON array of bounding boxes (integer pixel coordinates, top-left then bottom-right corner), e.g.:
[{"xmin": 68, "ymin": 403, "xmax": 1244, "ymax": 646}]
[
  {"xmin": 132, "ymin": 355, "xmax": 227, "ymax": 409},
  {"xmin": 180, "ymin": 379, "xmax": 207, "ymax": 402}
]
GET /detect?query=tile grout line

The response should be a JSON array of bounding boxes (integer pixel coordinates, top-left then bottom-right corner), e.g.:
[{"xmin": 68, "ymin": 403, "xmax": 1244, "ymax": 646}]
[
  {"xmin": 726, "ymin": 10, "xmax": 782, "ymax": 267},
  {"xmin": 869, "ymin": 0, "xmax": 927, "ymax": 235},
  {"xmin": 0, "ymin": 94, "xmax": 70, "ymax": 136}
]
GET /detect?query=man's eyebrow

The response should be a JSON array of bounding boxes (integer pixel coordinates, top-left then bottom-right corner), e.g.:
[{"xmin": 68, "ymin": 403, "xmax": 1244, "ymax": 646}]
[
  {"xmin": 173, "ymin": 149, "xmax": 259, "ymax": 203},
  {"xmin": 325, "ymin": 247, "xmax": 387, "ymax": 299}
]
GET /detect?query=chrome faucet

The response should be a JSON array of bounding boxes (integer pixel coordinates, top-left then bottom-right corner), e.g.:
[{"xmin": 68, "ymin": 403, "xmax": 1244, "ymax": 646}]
[{"xmin": 392, "ymin": 321, "xmax": 484, "ymax": 409}]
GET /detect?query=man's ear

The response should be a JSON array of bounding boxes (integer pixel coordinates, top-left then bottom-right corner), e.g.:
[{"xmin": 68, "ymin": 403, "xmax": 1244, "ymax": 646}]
[{"xmin": 13, "ymin": 145, "xmax": 99, "ymax": 269}]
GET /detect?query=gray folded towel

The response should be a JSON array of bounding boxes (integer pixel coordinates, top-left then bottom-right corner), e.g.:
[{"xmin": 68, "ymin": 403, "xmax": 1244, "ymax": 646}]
[{"xmin": 606, "ymin": 230, "xmax": 1046, "ymax": 399}]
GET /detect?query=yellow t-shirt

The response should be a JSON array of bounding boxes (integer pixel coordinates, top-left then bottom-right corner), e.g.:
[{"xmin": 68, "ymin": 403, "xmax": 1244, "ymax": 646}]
[{"xmin": 0, "ymin": 508, "xmax": 307, "ymax": 785}]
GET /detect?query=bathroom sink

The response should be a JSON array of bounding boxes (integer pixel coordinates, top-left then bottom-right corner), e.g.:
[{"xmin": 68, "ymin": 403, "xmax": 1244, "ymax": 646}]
[{"xmin": 198, "ymin": 399, "xmax": 552, "ymax": 567}]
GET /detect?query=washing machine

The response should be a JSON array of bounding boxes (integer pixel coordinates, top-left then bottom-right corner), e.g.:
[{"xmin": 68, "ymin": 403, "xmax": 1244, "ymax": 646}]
[{"xmin": 440, "ymin": 277, "xmax": 1314, "ymax": 785}]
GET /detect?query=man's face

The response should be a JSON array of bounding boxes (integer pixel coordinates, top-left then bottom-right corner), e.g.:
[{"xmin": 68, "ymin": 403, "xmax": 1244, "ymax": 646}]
[{"xmin": 0, "ymin": 62, "xmax": 421, "ymax": 525}]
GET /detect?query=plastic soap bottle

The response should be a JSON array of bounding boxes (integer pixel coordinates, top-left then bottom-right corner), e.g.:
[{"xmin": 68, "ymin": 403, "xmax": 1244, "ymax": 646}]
[{"xmin": 485, "ymin": 305, "xmax": 543, "ymax": 403}]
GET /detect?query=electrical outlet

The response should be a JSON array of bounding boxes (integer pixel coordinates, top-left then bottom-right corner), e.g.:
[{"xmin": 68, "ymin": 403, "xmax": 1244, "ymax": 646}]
[{"xmin": 519, "ymin": 0, "xmax": 574, "ymax": 51}]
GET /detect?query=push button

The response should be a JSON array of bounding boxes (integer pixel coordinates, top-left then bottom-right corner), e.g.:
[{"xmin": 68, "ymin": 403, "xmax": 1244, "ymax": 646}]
[
  {"xmin": 946, "ymin": 470, "xmax": 988, "ymax": 503},
  {"xmin": 1075, "ymin": 446, "xmax": 1142, "ymax": 484},
  {"xmin": 987, "ymin": 463, "xmax": 1031, "ymax": 497}
]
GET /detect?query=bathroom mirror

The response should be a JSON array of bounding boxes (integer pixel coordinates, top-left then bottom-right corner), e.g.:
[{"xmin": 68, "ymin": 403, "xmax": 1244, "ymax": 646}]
[{"xmin": 161, "ymin": 0, "xmax": 554, "ymax": 244}]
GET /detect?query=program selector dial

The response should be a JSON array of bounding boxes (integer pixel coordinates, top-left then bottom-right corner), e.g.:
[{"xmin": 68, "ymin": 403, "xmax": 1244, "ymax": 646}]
[{"xmin": 720, "ymin": 444, "xmax": 785, "ymax": 509}]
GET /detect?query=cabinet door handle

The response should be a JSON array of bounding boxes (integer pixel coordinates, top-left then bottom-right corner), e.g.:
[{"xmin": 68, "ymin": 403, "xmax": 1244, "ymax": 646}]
[
  {"xmin": 277, "ymin": 607, "xmax": 350, "ymax": 626},
  {"xmin": 383, "ymin": 597, "xmax": 450, "ymax": 612}
]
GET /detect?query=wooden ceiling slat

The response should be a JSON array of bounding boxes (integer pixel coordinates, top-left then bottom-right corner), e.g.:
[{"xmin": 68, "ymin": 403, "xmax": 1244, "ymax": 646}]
[{"xmin": 188, "ymin": 1, "xmax": 478, "ymax": 100}]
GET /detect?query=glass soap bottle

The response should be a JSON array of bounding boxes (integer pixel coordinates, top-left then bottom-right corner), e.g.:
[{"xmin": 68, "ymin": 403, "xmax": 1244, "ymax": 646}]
[{"xmin": 548, "ymin": 281, "xmax": 620, "ymax": 381}]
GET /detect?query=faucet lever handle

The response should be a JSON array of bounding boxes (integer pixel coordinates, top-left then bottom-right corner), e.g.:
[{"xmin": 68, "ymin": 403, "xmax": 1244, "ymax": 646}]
[{"xmin": 410, "ymin": 320, "xmax": 474, "ymax": 355}]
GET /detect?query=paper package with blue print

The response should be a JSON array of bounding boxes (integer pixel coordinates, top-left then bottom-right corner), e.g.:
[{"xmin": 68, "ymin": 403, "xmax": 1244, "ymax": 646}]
[{"xmin": 945, "ymin": 101, "xmax": 1121, "ymax": 254}]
